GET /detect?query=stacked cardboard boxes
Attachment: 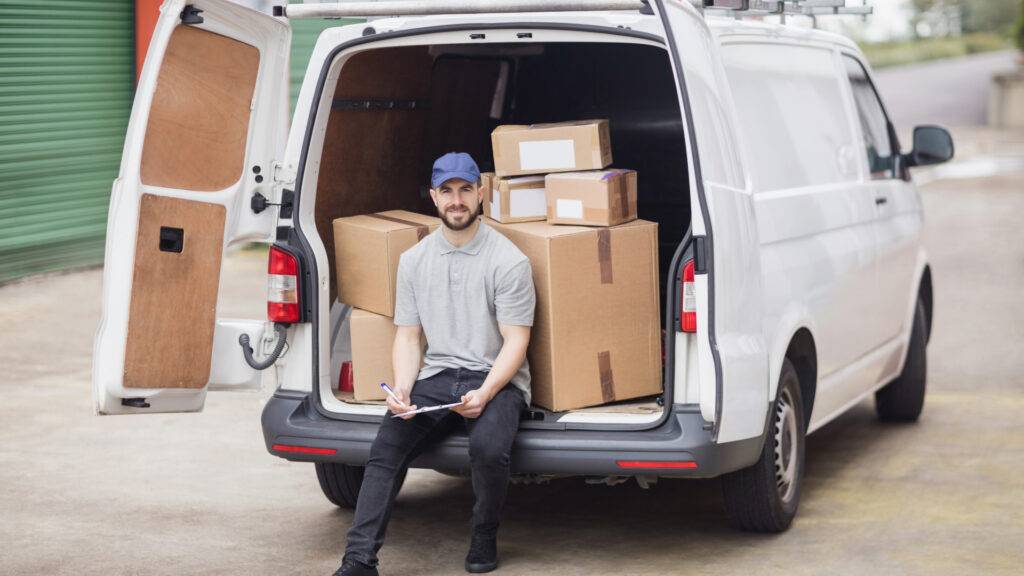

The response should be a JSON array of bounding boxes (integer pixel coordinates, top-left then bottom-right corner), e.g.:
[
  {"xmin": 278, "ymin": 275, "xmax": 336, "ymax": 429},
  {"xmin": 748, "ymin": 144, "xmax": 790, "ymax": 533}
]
[{"xmin": 332, "ymin": 210, "xmax": 438, "ymax": 400}]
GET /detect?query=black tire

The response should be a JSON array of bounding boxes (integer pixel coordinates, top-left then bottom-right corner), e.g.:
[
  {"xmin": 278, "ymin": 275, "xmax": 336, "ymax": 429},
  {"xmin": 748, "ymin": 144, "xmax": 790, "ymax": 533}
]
[
  {"xmin": 875, "ymin": 299, "xmax": 928, "ymax": 422},
  {"xmin": 721, "ymin": 358, "xmax": 806, "ymax": 533},
  {"xmin": 315, "ymin": 463, "xmax": 365, "ymax": 509}
]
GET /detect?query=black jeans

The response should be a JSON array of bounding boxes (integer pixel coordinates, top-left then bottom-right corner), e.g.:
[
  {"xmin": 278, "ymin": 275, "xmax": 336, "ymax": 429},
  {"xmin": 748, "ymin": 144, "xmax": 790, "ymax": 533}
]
[{"xmin": 343, "ymin": 368, "xmax": 526, "ymax": 567}]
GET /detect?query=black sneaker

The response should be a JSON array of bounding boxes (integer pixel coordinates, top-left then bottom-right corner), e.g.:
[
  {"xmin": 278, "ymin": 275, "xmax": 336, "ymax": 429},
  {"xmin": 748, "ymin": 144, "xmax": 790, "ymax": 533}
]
[
  {"xmin": 464, "ymin": 532, "xmax": 498, "ymax": 573},
  {"xmin": 332, "ymin": 558, "xmax": 379, "ymax": 576}
]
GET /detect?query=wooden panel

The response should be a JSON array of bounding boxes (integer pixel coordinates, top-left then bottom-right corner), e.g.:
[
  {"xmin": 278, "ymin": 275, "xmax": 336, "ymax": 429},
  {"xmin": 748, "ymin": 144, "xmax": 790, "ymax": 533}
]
[
  {"xmin": 140, "ymin": 26, "xmax": 259, "ymax": 191},
  {"xmin": 124, "ymin": 194, "xmax": 225, "ymax": 389},
  {"xmin": 315, "ymin": 47, "xmax": 435, "ymax": 301},
  {"xmin": 314, "ymin": 48, "xmax": 503, "ymax": 301}
]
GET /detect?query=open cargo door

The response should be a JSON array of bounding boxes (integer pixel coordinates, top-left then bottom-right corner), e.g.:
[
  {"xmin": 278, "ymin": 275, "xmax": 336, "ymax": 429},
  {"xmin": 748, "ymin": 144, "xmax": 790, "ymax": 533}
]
[
  {"xmin": 651, "ymin": 0, "xmax": 771, "ymax": 443},
  {"xmin": 93, "ymin": 0, "xmax": 291, "ymax": 414}
]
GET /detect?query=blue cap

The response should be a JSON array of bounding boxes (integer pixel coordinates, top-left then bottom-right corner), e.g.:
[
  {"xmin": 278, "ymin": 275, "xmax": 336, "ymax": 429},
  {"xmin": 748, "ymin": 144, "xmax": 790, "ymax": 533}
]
[{"xmin": 431, "ymin": 152, "xmax": 481, "ymax": 189}]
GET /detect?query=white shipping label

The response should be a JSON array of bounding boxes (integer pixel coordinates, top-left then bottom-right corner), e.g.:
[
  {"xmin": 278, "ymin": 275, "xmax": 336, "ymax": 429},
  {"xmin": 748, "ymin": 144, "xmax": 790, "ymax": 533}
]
[
  {"xmin": 555, "ymin": 198, "xmax": 584, "ymax": 220},
  {"xmin": 491, "ymin": 195, "xmax": 501, "ymax": 219},
  {"xmin": 518, "ymin": 140, "xmax": 575, "ymax": 171},
  {"xmin": 509, "ymin": 188, "xmax": 547, "ymax": 217}
]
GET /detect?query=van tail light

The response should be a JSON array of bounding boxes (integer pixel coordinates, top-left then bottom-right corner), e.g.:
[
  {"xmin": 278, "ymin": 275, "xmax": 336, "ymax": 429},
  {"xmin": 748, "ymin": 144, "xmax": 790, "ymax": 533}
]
[
  {"xmin": 268, "ymin": 246, "xmax": 301, "ymax": 323},
  {"xmin": 680, "ymin": 259, "xmax": 697, "ymax": 333}
]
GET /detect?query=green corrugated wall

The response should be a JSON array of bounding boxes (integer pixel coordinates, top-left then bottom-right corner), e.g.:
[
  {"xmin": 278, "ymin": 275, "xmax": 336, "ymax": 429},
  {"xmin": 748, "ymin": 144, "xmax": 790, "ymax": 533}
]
[
  {"xmin": 0, "ymin": 1, "xmax": 361, "ymax": 284},
  {"xmin": 0, "ymin": 0, "xmax": 135, "ymax": 283}
]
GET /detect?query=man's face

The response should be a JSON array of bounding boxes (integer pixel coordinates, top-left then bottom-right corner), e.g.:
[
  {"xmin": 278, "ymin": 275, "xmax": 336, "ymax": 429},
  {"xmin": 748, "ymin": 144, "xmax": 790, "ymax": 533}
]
[{"xmin": 430, "ymin": 178, "xmax": 482, "ymax": 231}]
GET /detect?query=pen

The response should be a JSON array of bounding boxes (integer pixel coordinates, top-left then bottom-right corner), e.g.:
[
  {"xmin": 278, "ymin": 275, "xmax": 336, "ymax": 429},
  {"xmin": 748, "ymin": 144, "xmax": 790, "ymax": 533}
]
[{"xmin": 379, "ymin": 382, "xmax": 408, "ymax": 408}]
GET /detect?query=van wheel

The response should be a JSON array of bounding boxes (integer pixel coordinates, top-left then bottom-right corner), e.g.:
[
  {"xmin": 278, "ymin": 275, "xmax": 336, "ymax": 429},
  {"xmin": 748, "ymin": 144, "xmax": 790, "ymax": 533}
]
[
  {"xmin": 315, "ymin": 463, "xmax": 364, "ymax": 509},
  {"xmin": 876, "ymin": 299, "xmax": 928, "ymax": 422},
  {"xmin": 721, "ymin": 359, "xmax": 805, "ymax": 533}
]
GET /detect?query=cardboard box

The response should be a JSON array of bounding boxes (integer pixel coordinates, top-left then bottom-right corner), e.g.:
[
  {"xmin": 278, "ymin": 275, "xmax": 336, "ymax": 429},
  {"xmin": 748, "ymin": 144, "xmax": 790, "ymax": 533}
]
[
  {"xmin": 546, "ymin": 169, "xmax": 638, "ymax": 227},
  {"xmin": 489, "ymin": 219, "xmax": 661, "ymax": 411},
  {"xmin": 348, "ymin": 308, "xmax": 395, "ymax": 401},
  {"xmin": 491, "ymin": 120, "xmax": 613, "ymax": 177},
  {"xmin": 486, "ymin": 175, "xmax": 548, "ymax": 224},
  {"xmin": 480, "ymin": 171, "xmax": 494, "ymax": 216},
  {"xmin": 333, "ymin": 210, "xmax": 441, "ymax": 317}
]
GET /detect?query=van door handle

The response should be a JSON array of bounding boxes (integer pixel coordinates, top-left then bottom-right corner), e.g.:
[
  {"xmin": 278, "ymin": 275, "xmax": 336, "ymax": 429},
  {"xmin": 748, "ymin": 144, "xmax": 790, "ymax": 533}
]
[{"xmin": 875, "ymin": 197, "xmax": 888, "ymax": 206}]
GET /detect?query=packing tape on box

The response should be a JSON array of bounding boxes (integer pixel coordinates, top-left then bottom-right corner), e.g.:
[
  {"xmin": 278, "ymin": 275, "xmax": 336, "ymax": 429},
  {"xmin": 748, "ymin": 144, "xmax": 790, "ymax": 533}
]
[
  {"xmin": 601, "ymin": 170, "xmax": 631, "ymax": 220},
  {"xmin": 598, "ymin": 350, "xmax": 616, "ymax": 403},
  {"xmin": 597, "ymin": 228, "xmax": 613, "ymax": 284},
  {"xmin": 368, "ymin": 213, "xmax": 430, "ymax": 241}
]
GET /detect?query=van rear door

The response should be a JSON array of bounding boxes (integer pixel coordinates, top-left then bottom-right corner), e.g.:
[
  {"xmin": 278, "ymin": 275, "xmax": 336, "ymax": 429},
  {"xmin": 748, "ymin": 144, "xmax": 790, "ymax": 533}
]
[
  {"xmin": 93, "ymin": 0, "xmax": 290, "ymax": 414},
  {"xmin": 651, "ymin": 0, "xmax": 771, "ymax": 444}
]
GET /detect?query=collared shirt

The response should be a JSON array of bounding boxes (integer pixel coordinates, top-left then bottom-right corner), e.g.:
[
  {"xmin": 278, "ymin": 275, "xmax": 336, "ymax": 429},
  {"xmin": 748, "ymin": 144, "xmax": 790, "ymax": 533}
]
[{"xmin": 394, "ymin": 220, "xmax": 536, "ymax": 405}]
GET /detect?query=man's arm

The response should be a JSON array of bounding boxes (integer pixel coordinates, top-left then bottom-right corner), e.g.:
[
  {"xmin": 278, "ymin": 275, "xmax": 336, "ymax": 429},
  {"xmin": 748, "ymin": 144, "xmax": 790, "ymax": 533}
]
[
  {"xmin": 454, "ymin": 323, "xmax": 530, "ymax": 419},
  {"xmin": 389, "ymin": 324, "xmax": 423, "ymax": 419}
]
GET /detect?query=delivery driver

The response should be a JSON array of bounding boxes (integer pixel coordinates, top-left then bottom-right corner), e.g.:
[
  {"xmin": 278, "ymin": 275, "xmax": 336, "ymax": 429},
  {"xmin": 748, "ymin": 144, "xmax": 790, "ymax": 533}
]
[{"xmin": 334, "ymin": 152, "xmax": 536, "ymax": 576}]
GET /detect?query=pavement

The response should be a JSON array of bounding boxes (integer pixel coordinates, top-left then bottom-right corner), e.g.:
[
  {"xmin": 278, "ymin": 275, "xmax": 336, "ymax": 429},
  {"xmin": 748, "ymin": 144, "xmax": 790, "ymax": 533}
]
[{"xmin": 3, "ymin": 65, "xmax": 1024, "ymax": 575}]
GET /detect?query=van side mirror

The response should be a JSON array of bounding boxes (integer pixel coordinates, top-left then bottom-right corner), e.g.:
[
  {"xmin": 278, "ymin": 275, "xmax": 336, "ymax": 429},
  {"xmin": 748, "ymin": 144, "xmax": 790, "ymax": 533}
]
[{"xmin": 905, "ymin": 125, "xmax": 954, "ymax": 168}]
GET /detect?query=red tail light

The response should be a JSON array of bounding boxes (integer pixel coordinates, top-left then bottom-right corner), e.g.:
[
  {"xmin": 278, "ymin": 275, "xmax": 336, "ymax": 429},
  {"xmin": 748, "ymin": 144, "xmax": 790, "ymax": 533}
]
[
  {"xmin": 272, "ymin": 444, "xmax": 336, "ymax": 456},
  {"xmin": 680, "ymin": 259, "xmax": 696, "ymax": 333},
  {"xmin": 268, "ymin": 246, "xmax": 301, "ymax": 323}
]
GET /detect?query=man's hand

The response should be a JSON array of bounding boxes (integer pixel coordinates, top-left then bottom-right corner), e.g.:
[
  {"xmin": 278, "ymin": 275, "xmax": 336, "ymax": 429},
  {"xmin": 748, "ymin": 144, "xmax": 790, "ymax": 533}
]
[
  {"xmin": 387, "ymin": 387, "xmax": 418, "ymax": 420},
  {"xmin": 453, "ymin": 388, "xmax": 491, "ymax": 419}
]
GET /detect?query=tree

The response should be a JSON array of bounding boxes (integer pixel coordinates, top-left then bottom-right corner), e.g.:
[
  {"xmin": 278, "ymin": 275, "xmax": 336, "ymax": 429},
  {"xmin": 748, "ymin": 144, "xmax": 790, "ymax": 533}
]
[{"xmin": 910, "ymin": 0, "xmax": 1023, "ymax": 37}]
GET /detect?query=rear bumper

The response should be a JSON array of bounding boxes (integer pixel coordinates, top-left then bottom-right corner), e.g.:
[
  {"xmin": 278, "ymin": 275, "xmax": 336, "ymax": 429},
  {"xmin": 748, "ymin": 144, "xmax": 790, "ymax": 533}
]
[{"xmin": 261, "ymin": 390, "xmax": 763, "ymax": 478}]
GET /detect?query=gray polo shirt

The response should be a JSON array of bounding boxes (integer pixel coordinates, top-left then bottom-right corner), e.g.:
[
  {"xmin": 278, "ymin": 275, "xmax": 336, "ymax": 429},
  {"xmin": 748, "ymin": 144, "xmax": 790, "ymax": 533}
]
[{"xmin": 393, "ymin": 220, "xmax": 535, "ymax": 405}]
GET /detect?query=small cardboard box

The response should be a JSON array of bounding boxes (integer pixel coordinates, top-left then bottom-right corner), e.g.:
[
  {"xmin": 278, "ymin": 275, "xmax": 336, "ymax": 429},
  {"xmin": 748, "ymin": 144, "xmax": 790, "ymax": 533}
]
[
  {"xmin": 333, "ymin": 210, "xmax": 441, "ymax": 317},
  {"xmin": 491, "ymin": 120, "xmax": 613, "ymax": 177},
  {"xmin": 480, "ymin": 172, "xmax": 495, "ymax": 215},
  {"xmin": 486, "ymin": 175, "xmax": 548, "ymax": 224},
  {"xmin": 349, "ymin": 308, "xmax": 395, "ymax": 401},
  {"xmin": 489, "ymin": 219, "xmax": 661, "ymax": 411},
  {"xmin": 546, "ymin": 169, "xmax": 638, "ymax": 227}
]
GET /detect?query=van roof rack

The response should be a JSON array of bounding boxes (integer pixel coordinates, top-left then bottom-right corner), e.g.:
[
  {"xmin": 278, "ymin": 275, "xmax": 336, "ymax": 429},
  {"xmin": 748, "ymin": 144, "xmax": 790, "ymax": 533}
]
[
  {"xmin": 281, "ymin": 0, "xmax": 870, "ymax": 22},
  {"xmin": 702, "ymin": 1, "xmax": 872, "ymax": 19},
  {"xmin": 283, "ymin": 0, "xmax": 648, "ymax": 19}
]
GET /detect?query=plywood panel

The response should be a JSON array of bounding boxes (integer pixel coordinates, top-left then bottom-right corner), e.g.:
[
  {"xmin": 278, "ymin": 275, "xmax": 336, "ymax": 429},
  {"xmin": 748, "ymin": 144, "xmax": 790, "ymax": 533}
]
[
  {"xmin": 315, "ymin": 47, "xmax": 435, "ymax": 301},
  {"xmin": 124, "ymin": 194, "xmax": 225, "ymax": 389},
  {"xmin": 140, "ymin": 26, "xmax": 259, "ymax": 191}
]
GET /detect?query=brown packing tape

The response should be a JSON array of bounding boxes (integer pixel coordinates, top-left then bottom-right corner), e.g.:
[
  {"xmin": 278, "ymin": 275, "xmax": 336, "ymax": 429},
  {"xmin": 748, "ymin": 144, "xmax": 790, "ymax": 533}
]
[
  {"xmin": 367, "ymin": 213, "xmax": 430, "ymax": 241},
  {"xmin": 598, "ymin": 350, "xmax": 616, "ymax": 403},
  {"xmin": 597, "ymin": 228, "xmax": 613, "ymax": 284},
  {"xmin": 614, "ymin": 173, "xmax": 630, "ymax": 220}
]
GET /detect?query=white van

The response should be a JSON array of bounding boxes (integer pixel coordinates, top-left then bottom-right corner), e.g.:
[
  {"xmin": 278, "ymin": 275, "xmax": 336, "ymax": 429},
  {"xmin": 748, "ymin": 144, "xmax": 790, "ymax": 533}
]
[{"xmin": 93, "ymin": 0, "xmax": 954, "ymax": 532}]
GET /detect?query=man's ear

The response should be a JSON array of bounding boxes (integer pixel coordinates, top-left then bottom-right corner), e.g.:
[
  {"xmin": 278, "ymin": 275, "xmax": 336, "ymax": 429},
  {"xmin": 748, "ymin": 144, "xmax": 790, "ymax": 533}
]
[{"xmin": 428, "ymin": 187, "xmax": 439, "ymax": 206}]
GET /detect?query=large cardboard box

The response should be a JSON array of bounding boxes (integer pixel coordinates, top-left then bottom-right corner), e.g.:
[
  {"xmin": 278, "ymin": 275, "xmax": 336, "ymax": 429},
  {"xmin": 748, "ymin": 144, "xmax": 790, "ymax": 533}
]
[
  {"xmin": 489, "ymin": 219, "xmax": 661, "ymax": 411},
  {"xmin": 333, "ymin": 210, "xmax": 441, "ymax": 317},
  {"xmin": 486, "ymin": 175, "xmax": 548, "ymax": 224},
  {"xmin": 491, "ymin": 120, "xmax": 613, "ymax": 177},
  {"xmin": 546, "ymin": 169, "xmax": 638, "ymax": 227}
]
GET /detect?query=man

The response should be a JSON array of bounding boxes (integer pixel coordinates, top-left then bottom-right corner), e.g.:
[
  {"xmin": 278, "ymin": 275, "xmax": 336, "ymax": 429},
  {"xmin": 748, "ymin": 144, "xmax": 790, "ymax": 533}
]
[{"xmin": 334, "ymin": 152, "xmax": 536, "ymax": 576}]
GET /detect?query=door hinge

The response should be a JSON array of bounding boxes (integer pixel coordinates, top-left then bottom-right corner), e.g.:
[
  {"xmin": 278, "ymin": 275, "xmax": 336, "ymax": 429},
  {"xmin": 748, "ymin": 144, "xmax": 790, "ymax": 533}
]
[{"xmin": 272, "ymin": 162, "xmax": 297, "ymax": 185}]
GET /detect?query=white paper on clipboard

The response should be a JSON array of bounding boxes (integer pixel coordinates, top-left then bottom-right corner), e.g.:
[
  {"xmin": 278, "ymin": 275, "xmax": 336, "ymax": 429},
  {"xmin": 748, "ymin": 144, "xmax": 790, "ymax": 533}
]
[{"xmin": 392, "ymin": 401, "xmax": 464, "ymax": 418}]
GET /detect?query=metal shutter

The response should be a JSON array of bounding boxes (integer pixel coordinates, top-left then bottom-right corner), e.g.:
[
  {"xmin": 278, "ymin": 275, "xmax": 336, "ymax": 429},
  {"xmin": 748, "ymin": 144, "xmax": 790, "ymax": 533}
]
[
  {"xmin": 289, "ymin": 16, "xmax": 363, "ymax": 110},
  {"xmin": 0, "ymin": 0, "xmax": 134, "ymax": 283}
]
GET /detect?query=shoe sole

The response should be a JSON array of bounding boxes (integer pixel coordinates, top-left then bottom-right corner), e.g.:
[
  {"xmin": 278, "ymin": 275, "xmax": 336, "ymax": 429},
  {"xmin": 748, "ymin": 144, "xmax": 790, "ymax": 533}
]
[{"xmin": 465, "ymin": 560, "xmax": 498, "ymax": 573}]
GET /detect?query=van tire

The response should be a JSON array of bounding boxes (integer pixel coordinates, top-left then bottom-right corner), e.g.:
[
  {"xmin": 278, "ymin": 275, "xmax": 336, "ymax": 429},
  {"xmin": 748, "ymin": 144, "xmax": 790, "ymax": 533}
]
[
  {"xmin": 875, "ymin": 299, "xmax": 928, "ymax": 422},
  {"xmin": 721, "ymin": 359, "xmax": 805, "ymax": 533},
  {"xmin": 315, "ymin": 463, "xmax": 364, "ymax": 509}
]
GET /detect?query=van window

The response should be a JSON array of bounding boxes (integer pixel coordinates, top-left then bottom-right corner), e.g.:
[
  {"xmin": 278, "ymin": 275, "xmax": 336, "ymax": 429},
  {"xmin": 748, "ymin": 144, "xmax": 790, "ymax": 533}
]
[
  {"xmin": 721, "ymin": 43, "xmax": 856, "ymax": 191},
  {"xmin": 842, "ymin": 56, "xmax": 896, "ymax": 179}
]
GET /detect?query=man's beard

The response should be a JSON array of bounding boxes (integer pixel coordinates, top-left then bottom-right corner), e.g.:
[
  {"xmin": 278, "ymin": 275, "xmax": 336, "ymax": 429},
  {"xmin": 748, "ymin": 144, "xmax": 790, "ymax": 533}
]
[{"xmin": 438, "ymin": 205, "xmax": 478, "ymax": 231}]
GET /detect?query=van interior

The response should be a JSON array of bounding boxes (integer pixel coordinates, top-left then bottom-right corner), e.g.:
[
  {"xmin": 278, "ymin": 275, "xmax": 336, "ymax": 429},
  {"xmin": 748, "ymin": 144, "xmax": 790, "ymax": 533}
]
[{"xmin": 308, "ymin": 40, "xmax": 691, "ymax": 427}]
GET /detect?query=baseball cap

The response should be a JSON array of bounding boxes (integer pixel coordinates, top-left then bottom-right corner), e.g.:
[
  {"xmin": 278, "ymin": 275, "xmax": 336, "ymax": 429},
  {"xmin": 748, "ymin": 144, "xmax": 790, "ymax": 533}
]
[{"xmin": 431, "ymin": 152, "xmax": 481, "ymax": 189}]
